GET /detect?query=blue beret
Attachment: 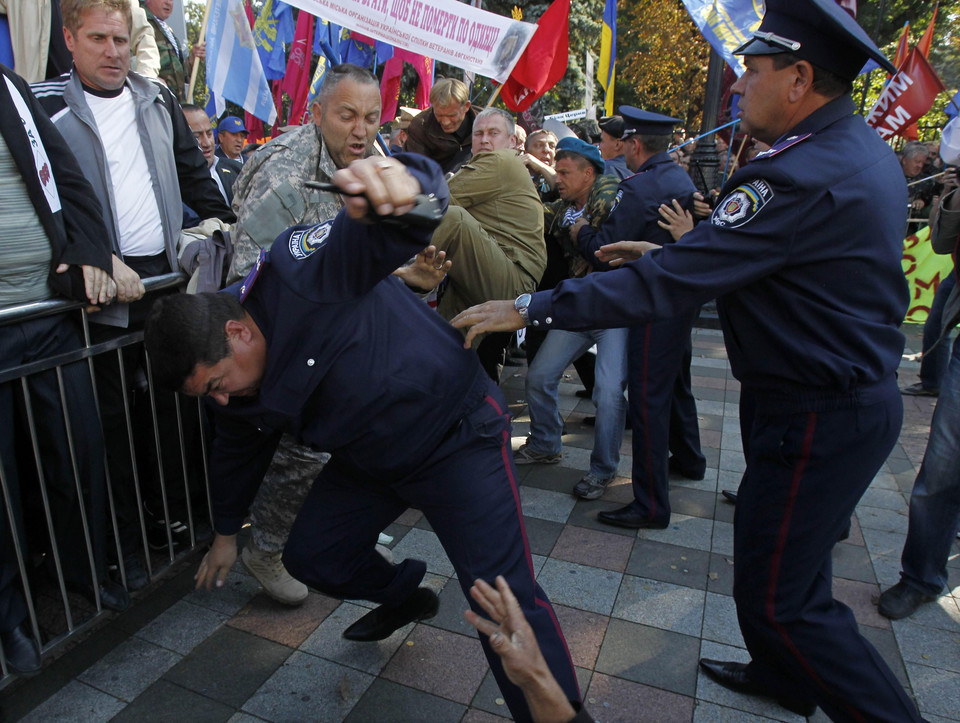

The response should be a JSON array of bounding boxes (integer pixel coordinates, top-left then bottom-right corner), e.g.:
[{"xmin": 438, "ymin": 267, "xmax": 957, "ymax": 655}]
[
  {"xmin": 219, "ymin": 116, "xmax": 248, "ymax": 134},
  {"xmin": 733, "ymin": 0, "xmax": 894, "ymax": 81},
  {"xmin": 556, "ymin": 136, "xmax": 604, "ymax": 174}
]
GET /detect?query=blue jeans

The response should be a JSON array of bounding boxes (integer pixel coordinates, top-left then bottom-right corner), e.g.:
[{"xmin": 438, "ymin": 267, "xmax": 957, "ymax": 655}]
[
  {"xmin": 918, "ymin": 270, "xmax": 956, "ymax": 390},
  {"xmin": 524, "ymin": 328, "xmax": 628, "ymax": 478},
  {"xmin": 901, "ymin": 332, "xmax": 960, "ymax": 595}
]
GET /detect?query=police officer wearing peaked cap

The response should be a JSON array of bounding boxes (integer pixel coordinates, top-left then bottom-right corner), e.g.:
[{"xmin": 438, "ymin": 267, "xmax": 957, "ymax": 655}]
[
  {"xmin": 452, "ymin": 0, "xmax": 923, "ymax": 719},
  {"xmin": 570, "ymin": 106, "xmax": 707, "ymax": 529}
]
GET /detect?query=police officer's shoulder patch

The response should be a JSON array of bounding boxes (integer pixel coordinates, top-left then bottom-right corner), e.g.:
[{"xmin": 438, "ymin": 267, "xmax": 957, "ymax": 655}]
[
  {"xmin": 610, "ymin": 188, "xmax": 624, "ymax": 214},
  {"xmin": 711, "ymin": 179, "xmax": 774, "ymax": 229},
  {"xmin": 289, "ymin": 221, "xmax": 333, "ymax": 260}
]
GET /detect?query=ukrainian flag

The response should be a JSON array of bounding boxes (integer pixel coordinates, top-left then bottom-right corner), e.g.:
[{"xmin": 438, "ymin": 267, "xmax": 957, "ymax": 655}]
[{"xmin": 598, "ymin": 0, "xmax": 617, "ymax": 116}]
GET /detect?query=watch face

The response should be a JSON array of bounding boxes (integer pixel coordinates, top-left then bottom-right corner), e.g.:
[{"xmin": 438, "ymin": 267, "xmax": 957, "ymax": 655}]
[{"xmin": 515, "ymin": 293, "xmax": 532, "ymax": 309}]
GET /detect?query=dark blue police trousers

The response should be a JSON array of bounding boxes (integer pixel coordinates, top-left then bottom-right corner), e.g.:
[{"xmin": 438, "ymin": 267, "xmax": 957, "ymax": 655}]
[
  {"xmin": 627, "ymin": 312, "xmax": 705, "ymax": 523},
  {"xmin": 734, "ymin": 378, "xmax": 923, "ymax": 722},
  {"xmin": 282, "ymin": 376, "xmax": 580, "ymax": 723}
]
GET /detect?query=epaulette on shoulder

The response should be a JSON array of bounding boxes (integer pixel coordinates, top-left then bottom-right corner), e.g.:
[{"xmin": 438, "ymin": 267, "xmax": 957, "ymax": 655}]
[{"xmin": 752, "ymin": 133, "xmax": 813, "ymax": 161}]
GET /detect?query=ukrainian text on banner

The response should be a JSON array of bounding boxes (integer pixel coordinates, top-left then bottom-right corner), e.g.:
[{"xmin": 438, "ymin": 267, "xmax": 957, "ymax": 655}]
[
  {"xmin": 902, "ymin": 225, "xmax": 954, "ymax": 323},
  {"xmin": 281, "ymin": 0, "xmax": 536, "ymax": 83},
  {"xmin": 680, "ymin": 0, "xmax": 763, "ymax": 75},
  {"xmin": 866, "ymin": 48, "xmax": 946, "ymax": 141}
]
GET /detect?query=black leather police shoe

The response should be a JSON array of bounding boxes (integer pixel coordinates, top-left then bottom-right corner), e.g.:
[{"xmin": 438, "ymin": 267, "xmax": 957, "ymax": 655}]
[
  {"xmin": 669, "ymin": 456, "xmax": 705, "ymax": 481},
  {"xmin": 68, "ymin": 580, "xmax": 131, "ymax": 612},
  {"xmin": 343, "ymin": 587, "xmax": 439, "ymax": 642},
  {"xmin": 721, "ymin": 490, "xmax": 738, "ymax": 504},
  {"xmin": 878, "ymin": 582, "xmax": 936, "ymax": 620},
  {"xmin": 699, "ymin": 659, "xmax": 816, "ymax": 717},
  {"xmin": 1, "ymin": 624, "xmax": 42, "ymax": 676},
  {"xmin": 597, "ymin": 505, "xmax": 669, "ymax": 530}
]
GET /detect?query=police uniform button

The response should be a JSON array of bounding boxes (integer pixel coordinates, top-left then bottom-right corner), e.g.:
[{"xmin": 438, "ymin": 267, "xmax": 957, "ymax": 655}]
[
  {"xmin": 532, "ymin": 320, "xmax": 539, "ymax": 327},
  {"xmin": 307, "ymin": 359, "xmax": 315, "ymax": 367},
  {"xmin": 545, "ymin": 317, "xmax": 553, "ymax": 324}
]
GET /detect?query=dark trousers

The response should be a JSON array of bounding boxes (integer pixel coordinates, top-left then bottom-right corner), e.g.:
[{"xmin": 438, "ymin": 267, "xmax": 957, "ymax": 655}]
[
  {"xmin": 626, "ymin": 313, "xmax": 705, "ymax": 523},
  {"xmin": 735, "ymin": 379, "xmax": 922, "ymax": 722},
  {"xmin": 282, "ymin": 378, "xmax": 580, "ymax": 723},
  {"xmin": 0, "ymin": 315, "xmax": 107, "ymax": 631}
]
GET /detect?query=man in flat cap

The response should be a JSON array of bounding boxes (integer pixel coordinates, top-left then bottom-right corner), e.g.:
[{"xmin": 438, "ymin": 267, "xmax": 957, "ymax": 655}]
[{"xmin": 452, "ymin": 0, "xmax": 923, "ymax": 719}]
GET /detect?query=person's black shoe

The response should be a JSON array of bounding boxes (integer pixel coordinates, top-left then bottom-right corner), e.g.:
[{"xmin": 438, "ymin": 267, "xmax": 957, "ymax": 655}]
[
  {"xmin": 1, "ymin": 624, "xmax": 42, "ymax": 676},
  {"xmin": 68, "ymin": 580, "xmax": 131, "ymax": 612},
  {"xmin": 721, "ymin": 490, "xmax": 738, "ymax": 504},
  {"xmin": 878, "ymin": 582, "xmax": 937, "ymax": 620},
  {"xmin": 342, "ymin": 587, "xmax": 439, "ymax": 642},
  {"xmin": 583, "ymin": 415, "xmax": 632, "ymax": 430},
  {"xmin": 669, "ymin": 456, "xmax": 705, "ymax": 481},
  {"xmin": 111, "ymin": 555, "xmax": 149, "ymax": 591},
  {"xmin": 900, "ymin": 382, "xmax": 939, "ymax": 397},
  {"xmin": 597, "ymin": 505, "xmax": 669, "ymax": 530},
  {"xmin": 699, "ymin": 659, "xmax": 817, "ymax": 717},
  {"xmin": 575, "ymin": 389, "xmax": 593, "ymax": 399}
]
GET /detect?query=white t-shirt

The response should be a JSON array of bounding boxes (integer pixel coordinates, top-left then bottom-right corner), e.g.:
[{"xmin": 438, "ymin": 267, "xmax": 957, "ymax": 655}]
[{"xmin": 85, "ymin": 87, "xmax": 165, "ymax": 257}]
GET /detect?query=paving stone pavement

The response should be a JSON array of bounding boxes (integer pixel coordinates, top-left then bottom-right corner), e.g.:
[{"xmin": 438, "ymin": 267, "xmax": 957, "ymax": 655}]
[{"xmin": 3, "ymin": 325, "xmax": 959, "ymax": 722}]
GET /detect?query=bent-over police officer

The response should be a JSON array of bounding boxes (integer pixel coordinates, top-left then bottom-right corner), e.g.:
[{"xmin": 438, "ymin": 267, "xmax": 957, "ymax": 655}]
[{"xmin": 452, "ymin": 1, "xmax": 923, "ymax": 720}]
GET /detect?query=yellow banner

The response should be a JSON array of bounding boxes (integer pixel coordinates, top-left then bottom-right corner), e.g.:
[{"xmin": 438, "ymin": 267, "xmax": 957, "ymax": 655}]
[{"xmin": 902, "ymin": 225, "xmax": 955, "ymax": 323}]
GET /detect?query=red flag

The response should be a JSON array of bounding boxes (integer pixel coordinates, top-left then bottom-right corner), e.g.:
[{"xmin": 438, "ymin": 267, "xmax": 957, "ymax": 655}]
[
  {"xmin": 281, "ymin": 9, "xmax": 315, "ymax": 126},
  {"xmin": 866, "ymin": 48, "xmax": 946, "ymax": 141},
  {"xmin": 892, "ymin": 22, "xmax": 910, "ymax": 71},
  {"xmin": 379, "ymin": 50, "xmax": 433, "ymax": 125},
  {"xmin": 499, "ymin": 0, "xmax": 570, "ymax": 113},
  {"xmin": 917, "ymin": 6, "xmax": 938, "ymax": 58}
]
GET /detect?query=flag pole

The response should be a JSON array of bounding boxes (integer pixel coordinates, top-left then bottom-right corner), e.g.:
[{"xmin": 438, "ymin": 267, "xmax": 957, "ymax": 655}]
[
  {"xmin": 485, "ymin": 83, "xmax": 504, "ymax": 108},
  {"xmin": 187, "ymin": 0, "xmax": 214, "ymax": 104}
]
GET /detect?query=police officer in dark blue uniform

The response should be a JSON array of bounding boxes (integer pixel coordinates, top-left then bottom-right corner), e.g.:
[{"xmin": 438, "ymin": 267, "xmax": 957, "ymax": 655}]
[
  {"xmin": 452, "ymin": 1, "xmax": 924, "ymax": 718},
  {"xmin": 143, "ymin": 154, "xmax": 580, "ymax": 723},
  {"xmin": 570, "ymin": 108, "xmax": 706, "ymax": 527}
]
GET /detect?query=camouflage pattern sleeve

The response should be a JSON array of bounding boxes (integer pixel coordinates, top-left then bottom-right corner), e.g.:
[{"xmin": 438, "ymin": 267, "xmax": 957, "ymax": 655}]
[{"xmin": 554, "ymin": 174, "xmax": 621, "ymax": 274}]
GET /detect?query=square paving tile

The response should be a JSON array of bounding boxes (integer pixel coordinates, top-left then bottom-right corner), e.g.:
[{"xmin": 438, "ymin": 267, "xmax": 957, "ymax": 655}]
[
  {"xmin": 711, "ymin": 520, "xmax": 734, "ymax": 557},
  {"xmin": 553, "ymin": 604, "xmax": 609, "ymax": 669},
  {"xmin": 390, "ymin": 527, "xmax": 455, "ymax": 577},
  {"xmin": 536, "ymin": 558, "xmax": 623, "ymax": 615},
  {"xmin": 461, "ymin": 709, "xmax": 511, "ymax": 722},
  {"xmin": 551, "ymin": 525, "xmax": 634, "ymax": 572},
  {"xmin": 521, "ymin": 515, "xmax": 565, "ymax": 557},
  {"xmin": 693, "ymin": 700, "xmax": 788, "ymax": 721},
  {"xmin": 905, "ymin": 662, "xmax": 960, "ymax": 720},
  {"xmin": 832, "ymin": 578, "xmax": 889, "ymax": 630},
  {"xmin": 831, "ymin": 541, "xmax": 877, "ymax": 584},
  {"xmin": 894, "ymin": 592, "xmax": 960, "ymax": 633},
  {"xmin": 381, "ymin": 624, "xmax": 488, "ymax": 704},
  {"xmin": 20, "ymin": 680, "xmax": 126, "ymax": 723},
  {"xmin": 701, "ymin": 592, "xmax": 744, "ymax": 649},
  {"xmin": 163, "ymin": 626, "xmax": 290, "ymax": 708},
  {"xmin": 242, "ymin": 650, "xmax": 374, "ymax": 722},
  {"xmin": 183, "ymin": 569, "xmax": 261, "ymax": 617},
  {"xmin": 642, "ymin": 513, "xmax": 714, "ymax": 552},
  {"xmin": 858, "ymin": 487, "xmax": 908, "ymax": 513},
  {"xmin": 671, "ymin": 487, "xmax": 720, "ymax": 520},
  {"xmin": 111, "ymin": 679, "xmax": 235, "ymax": 722},
  {"xmin": 520, "ymin": 464, "xmax": 585, "ymax": 494},
  {"xmin": 627, "ymin": 538, "xmax": 712, "ymax": 590},
  {"xmin": 708, "ymin": 553, "xmax": 736, "ymax": 596},
  {"xmin": 77, "ymin": 636, "xmax": 180, "ymax": 702},
  {"xmin": 427, "ymin": 577, "xmax": 478, "ymax": 638},
  {"xmin": 584, "ymin": 672, "xmax": 695, "ymax": 722},
  {"xmin": 135, "ymin": 599, "xmax": 227, "ymax": 655},
  {"xmin": 299, "ymin": 602, "xmax": 416, "ymax": 675},
  {"xmin": 861, "ymin": 527, "xmax": 908, "ymax": 561},
  {"xmin": 893, "ymin": 619, "xmax": 960, "ymax": 674},
  {"xmin": 857, "ymin": 506, "xmax": 909, "ymax": 535},
  {"xmin": 518, "ymin": 486, "xmax": 578, "ymax": 524},
  {"xmin": 595, "ymin": 618, "xmax": 700, "ymax": 696},
  {"xmin": 859, "ymin": 625, "xmax": 910, "ymax": 689},
  {"xmin": 344, "ymin": 678, "xmax": 466, "ymax": 722},
  {"xmin": 612, "ymin": 575, "xmax": 705, "ymax": 637},
  {"xmin": 227, "ymin": 590, "xmax": 339, "ymax": 648}
]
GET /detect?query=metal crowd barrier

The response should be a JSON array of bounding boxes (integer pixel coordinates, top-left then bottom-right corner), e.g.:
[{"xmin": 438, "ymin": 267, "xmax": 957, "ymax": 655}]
[{"xmin": 0, "ymin": 274, "xmax": 213, "ymax": 689}]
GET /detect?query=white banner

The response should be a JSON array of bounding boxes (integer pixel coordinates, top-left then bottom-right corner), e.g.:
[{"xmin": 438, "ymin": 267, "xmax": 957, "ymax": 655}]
[
  {"xmin": 545, "ymin": 108, "xmax": 586, "ymax": 122},
  {"xmin": 282, "ymin": 0, "xmax": 536, "ymax": 83}
]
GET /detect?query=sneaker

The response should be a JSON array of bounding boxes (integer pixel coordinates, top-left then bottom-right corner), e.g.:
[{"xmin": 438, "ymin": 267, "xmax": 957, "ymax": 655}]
[
  {"xmin": 572, "ymin": 473, "xmax": 614, "ymax": 500},
  {"xmin": 514, "ymin": 443, "xmax": 561, "ymax": 465},
  {"xmin": 877, "ymin": 581, "xmax": 936, "ymax": 620},
  {"xmin": 241, "ymin": 543, "xmax": 308, "ymax": 605},
  {"xmin": 900, "ymin": 382, "xmax": 939, "ymax": 397}
]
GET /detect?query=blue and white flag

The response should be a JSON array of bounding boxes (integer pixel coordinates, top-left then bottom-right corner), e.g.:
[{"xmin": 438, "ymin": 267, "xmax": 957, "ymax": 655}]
[
  {"xmin": 680, "ymin": 0, "xmax": 762, "ymax": 75},
  {"xmin": 207, "ymin": 0, "xmax": 277, "ymax": 125}
]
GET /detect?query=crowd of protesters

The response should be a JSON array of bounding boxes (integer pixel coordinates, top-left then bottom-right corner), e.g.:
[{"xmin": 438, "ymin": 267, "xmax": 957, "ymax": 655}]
[{"xmin": 0, "ymin": 0, "xmax": 957, "ymax": 721}]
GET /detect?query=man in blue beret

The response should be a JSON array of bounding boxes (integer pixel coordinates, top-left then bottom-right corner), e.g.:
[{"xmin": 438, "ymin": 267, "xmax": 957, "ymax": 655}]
[
  {"xmin": 216, "ymin": 115, "xmax": 248, "ymax": 165},
  {"xmin": 452, "ymin": 0, "xmax": 924, "ymax": 718}
]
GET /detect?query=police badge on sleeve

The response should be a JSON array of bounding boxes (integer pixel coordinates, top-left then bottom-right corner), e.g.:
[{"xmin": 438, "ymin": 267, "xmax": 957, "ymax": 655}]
[
  {"xmin": 289, "ymin": 221, "xmax": 333, "ymax": 260},
  {"xmin": 711, "ymin": 180, "xmax": 774, "ymax": 229}
]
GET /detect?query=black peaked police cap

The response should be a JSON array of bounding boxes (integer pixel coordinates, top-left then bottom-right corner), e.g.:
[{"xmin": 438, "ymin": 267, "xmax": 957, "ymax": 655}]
[{"xmin": 733, "ymin": 0, "xmax": 896, "ymax": 81}]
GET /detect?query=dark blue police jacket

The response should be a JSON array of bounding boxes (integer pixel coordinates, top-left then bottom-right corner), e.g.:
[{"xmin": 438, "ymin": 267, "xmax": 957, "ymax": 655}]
[
  {"xmin": 527, "ymin": 96, "xmax": 909, "ymax": 394},
  {"xmin": 578, "ymin": 152, "xmax": 696, "ymax": 270},
  {"xmin": 209, "ymin": 155, "xmax": 485, "ymax": 536}
]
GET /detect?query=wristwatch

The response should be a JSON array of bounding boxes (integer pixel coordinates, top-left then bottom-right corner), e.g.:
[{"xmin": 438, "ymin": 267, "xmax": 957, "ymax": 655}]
[{"xmin": 514, "ymin": 293, "xmax": 533, "ymax": 325}]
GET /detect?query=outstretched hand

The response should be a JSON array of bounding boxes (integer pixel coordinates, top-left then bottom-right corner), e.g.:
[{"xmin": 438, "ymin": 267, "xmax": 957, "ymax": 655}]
[
  {"xmin": 594, "ymin": 240, "xmax": 661, "ymax": 267},
  {"xmin": 657, "ymin": 199, "xmax": 695, "ymax": 241},
  {"xmin": 332, "ymin": 157, "xmax": 420, "ymax": 220},
  {"xmin": 393, "ymin": 245, "xmax": 451, "ymax": 291},
  {"xmin": 450, "ymin": 300, "xmax": 523, "ymax": 349},
  {"xmin": 464, "ymin": 576, "xmax": 576, "ymax": 722}
]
